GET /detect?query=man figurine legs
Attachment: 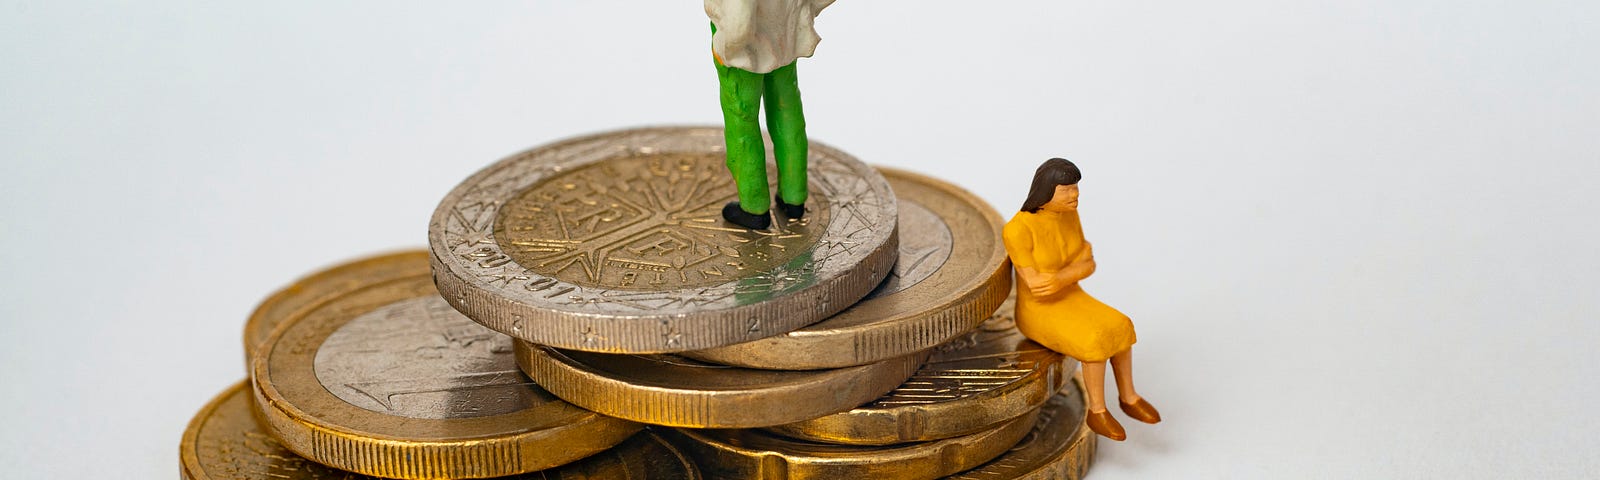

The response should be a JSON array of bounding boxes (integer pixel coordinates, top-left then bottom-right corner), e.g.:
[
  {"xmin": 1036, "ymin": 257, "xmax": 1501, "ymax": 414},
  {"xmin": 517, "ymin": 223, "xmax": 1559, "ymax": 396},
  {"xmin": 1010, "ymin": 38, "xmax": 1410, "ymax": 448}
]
[
  {"xmin": 715, "ymin": 56, "xmax": 773, "ymax": 230},
  {"xmin": 763, "ymin": 61, "xmax": 808, "ymax": 220},
  {"xmin": 715, "ymin": 46, "xmax": 809, "ymax": 229}
]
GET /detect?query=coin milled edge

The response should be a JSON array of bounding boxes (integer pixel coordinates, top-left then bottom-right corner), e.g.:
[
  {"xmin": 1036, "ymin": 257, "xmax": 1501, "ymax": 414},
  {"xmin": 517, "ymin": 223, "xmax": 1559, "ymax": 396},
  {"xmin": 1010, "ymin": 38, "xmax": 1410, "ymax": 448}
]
[
  {"xmin": 768, "ymin": 332, "xmax": 1076, "ymax": 445},
  {"xmin": 516, "ymin": 341, "xmax": 930, "ymax": 428},
  {"xmin": 248, "ymin": 271, "xmax": 643, "ymax": 479}
]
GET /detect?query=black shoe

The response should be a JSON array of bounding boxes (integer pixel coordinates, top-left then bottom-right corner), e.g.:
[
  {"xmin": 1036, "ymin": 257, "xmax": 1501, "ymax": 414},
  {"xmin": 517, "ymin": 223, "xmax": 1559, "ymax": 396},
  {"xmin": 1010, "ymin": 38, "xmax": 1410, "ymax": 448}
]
[
  {"xmin": 722, "ymin": 201, "xmax": 771, "ymax": 230},
  {"xmin": 775, "ymin": 195, "xmax": 806, "ymax": 219}
]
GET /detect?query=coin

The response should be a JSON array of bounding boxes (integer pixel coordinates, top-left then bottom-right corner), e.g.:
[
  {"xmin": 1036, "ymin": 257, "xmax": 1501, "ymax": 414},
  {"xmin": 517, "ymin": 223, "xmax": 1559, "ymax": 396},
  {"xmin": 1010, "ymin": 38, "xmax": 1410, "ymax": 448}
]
[
  {"xmin": 243, "ymin": 250, "xmax": 430, "ymax": 363},
  {"xmin": 687, "ymin": 167, "xmax": 1011, "ymax": 369},
  {"xmin": 250, "ymin": 265, "xmax": 641, "ymax": 479},
  {"xmin": 659, "ymin": 403, "xmax": 1039, "ymax": 480},
  {"xmin": 515, "ymin": 341, "xmax": 928, "ymax": 428},
  {"xmin": 181, "ymin": 381, "xmax": 700, "ymax": 479},
  {"xmin": 946, "ymin": 375, "xmax": 1096, "ymax": 480},
  {"xmin": 767, "ymin": 292, "xmax": 1075, "ymax": 445},
  {"xmin": 429, "ymin": 126, "xmax": 899, "ymax": 353}
]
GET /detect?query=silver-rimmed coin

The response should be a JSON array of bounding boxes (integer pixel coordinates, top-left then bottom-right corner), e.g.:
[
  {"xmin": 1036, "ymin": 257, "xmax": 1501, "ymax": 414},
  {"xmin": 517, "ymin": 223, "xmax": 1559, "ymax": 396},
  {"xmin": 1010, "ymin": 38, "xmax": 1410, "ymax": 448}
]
[
  {"xmin": 181, "ymin": 381, "xmax": 700, "ymax": 480},
  {"xmin": 687, "ymin": 167, "xmax": 1011, "ymax": 369},
  {"xmin": 429, "ymin": 126, "xmax": 898, "ymax": 354},
  {"xmin": 250, "ymin": 263, "xmax": 642, "ymax": 479},
  {"xmin": 515, "ymin": 341, "xmax": 927, "ymax": 428},
  {"xmin": 243, "ymin": 250, "xmax": 429, "ymax": 365},
  {"xmin": 767, "ymin": 292, "xmax": 1075, "ymax": 445}
]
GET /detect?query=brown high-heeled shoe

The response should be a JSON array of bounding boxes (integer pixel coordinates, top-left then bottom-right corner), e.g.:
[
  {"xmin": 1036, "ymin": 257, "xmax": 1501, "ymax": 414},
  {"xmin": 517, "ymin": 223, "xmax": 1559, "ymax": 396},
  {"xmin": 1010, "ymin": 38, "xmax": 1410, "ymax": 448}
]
[
  {"xmin": 1119, "ymin": 397, "xmax": 1162, "ymax": 424},
  {"xmin": 1085, "ymin": 409, "xmax": 1126, "ymax": 441}
]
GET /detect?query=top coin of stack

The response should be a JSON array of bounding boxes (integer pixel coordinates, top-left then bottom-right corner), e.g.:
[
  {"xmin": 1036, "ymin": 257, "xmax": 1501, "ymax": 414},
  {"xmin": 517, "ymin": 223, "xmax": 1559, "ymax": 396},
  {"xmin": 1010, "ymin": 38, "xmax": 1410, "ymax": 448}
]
[{"xmin": 428, "ymin": 126, "xmax": 901, "ymax": 354}]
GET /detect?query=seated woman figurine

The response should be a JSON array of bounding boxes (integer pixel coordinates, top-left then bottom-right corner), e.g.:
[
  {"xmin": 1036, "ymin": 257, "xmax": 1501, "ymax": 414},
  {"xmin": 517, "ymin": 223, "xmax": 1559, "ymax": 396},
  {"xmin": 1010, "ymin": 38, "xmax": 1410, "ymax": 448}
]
[{"xmin": 1002, "ymin": 158, "xmax": 1162, "ymax": 441}]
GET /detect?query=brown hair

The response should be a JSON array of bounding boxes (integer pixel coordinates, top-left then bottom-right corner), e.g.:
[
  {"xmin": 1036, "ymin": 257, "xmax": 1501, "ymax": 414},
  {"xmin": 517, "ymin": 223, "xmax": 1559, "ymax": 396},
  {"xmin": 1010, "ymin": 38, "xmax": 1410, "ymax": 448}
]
[{"xmin": 1019, "ymin": 158, "xmax": 1082, "ymax": 213}]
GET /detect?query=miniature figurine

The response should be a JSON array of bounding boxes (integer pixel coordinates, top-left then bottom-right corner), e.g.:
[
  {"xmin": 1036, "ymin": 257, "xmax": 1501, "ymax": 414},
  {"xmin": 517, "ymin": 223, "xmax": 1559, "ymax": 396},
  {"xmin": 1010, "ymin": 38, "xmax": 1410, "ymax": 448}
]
[
  {"xmin": 1002, "ymin": 158, "xmax": 1161, "ymax": 441},
  {"xmin": 706, "ymin": 0, "xmax": 837, "ymax": 229}
]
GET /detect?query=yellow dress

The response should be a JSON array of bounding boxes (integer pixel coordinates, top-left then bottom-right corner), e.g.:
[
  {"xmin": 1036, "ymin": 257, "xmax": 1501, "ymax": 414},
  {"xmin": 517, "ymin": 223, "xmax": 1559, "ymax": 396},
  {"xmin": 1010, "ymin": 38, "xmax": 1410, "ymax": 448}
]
[{"xmin": 1002, "ymin": 210, "xmax": 1135, "ymax": 362}]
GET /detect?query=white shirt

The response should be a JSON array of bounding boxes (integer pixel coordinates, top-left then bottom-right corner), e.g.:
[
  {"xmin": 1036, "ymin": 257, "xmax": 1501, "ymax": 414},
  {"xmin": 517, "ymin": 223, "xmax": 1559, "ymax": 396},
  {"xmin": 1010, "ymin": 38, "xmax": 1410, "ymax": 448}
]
[{"xmin": 706, "ymin": 0, "xmax": 836, "ymax": 74}]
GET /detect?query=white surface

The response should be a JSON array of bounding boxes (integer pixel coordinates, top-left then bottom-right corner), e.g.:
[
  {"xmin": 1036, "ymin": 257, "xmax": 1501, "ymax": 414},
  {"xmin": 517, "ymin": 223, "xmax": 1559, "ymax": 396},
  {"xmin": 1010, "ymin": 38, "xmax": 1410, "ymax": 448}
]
[{"xmin": 3, "ymin": 1, "xmax": 1597, "ymax": 478}]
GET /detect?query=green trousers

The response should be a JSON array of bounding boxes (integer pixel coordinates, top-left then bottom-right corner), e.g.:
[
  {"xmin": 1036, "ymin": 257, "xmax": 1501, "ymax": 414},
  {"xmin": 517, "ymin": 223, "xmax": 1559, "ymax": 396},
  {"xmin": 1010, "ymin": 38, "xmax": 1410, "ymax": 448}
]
[{"xmin": 713, "ymin": 27, "xmax": 809, "ymax": 215}]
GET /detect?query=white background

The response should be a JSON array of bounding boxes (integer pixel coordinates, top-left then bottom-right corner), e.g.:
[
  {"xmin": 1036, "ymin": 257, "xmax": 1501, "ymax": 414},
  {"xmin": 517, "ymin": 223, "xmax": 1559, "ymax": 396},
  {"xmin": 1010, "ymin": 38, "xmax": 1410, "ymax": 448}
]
[{"xmin": 3, "ymin": 1, "xmax": 1598, "ymax": 478}]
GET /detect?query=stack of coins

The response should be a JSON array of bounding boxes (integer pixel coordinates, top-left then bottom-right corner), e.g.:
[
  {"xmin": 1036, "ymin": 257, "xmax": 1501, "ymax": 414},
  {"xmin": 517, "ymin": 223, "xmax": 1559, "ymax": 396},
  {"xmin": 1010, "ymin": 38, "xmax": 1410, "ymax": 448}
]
[{"xmin": 179, "ymin": 126, "xmax": 1097, "ymax": 479}]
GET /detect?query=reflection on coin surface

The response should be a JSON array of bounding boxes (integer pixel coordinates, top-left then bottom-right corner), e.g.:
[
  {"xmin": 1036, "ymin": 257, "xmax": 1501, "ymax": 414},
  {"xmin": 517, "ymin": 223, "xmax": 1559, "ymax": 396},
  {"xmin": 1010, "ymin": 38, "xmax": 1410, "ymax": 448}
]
[
  {"xmin": 515, "ymin": 341, "xmax": 927, "ymax": 428},
  {"xmin": 496, "ymin": 154, "xmax": 834, "ymax": 291},
  {"xmin": 251, "ymin": 262, "xmax": 641, "ymax": 479},
  {"xmin": 430, "ymin": 126, "xmax": 899, "ymax": 353},
  {"xmin": 688, "ymin": 168, "xmax": 1011, "ymax": 370},
  {"xmin": 181, "ymin": 381, "xmax": 700, "ymax": 480},
  {"xmin": 660, "ymin": 404, "xmax": 1039, "ymax": 480},
  {"xmin": 243, "ymin": 250, "xmax": 430, "ymax": 363},
  {"xmin": 947, "ymin": 376, "xmax": 1095, "ymax": 480},
  {"xmin": 768, "ymin": 292, "xmax": 1075, "ymax": 445}
]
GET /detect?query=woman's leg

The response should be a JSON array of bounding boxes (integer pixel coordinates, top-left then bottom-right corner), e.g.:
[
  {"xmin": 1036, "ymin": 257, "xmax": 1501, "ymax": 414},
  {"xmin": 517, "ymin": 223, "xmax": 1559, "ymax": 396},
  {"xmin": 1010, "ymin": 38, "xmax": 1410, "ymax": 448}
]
[
  {"xmin": 1081, "ymin": 360, "xmax": 1127, "ymax": 440},
  {"xmin": 1110, "ymin": 348, "xmax": 1141, "ymax": 403},
  {"xmin": 1082, "ymin": 360, "xmax": 1108, "ymax": 412},
  {"xmin": 1111, "ymin": 348, "xmax": 1161, "ymax": 423}
]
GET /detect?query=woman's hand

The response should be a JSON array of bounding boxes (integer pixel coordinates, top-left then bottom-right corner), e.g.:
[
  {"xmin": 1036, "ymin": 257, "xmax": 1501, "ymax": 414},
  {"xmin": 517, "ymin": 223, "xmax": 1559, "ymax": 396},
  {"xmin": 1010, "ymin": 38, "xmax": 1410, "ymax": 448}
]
[
  {"xmin": 1017, "ymin": 266, "xmax": 1067, "ymax": 297},
  {"xmin": 1055, "ymin": 257, "xmax": 1097, "ymax": 285},
  {"xmin": 1051, "ymin": 243, "xmax": 1096, "ymax": 284}
]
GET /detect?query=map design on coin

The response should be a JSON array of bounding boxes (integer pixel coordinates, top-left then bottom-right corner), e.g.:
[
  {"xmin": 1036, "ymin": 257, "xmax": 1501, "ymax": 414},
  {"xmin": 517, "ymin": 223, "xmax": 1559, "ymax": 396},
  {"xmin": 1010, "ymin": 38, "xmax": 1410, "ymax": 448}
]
[
  {"xmin": 858, "ymin": 200, "xmax": 953, "ymax": 300},
  {"xmin": 251, "ymin": 260, "xmax": 644, "ymax": 479},
  {"xmin": 313, "ymin": 296, "xmax": 539, "ymax": 419}
]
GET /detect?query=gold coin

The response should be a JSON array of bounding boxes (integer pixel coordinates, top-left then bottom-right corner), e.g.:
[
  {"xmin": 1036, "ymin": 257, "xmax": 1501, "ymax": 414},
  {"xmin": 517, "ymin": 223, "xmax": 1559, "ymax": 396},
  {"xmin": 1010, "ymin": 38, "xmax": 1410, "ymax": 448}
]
[
  {"xmin": 181, "ymin": 381, "xmax": 700, "ymax": 479},
  {"xmin": 242, "ymin": 250, "xmax": 430, "ymax": 362},
  {"xmin": 515, "ymin": 341, "xmax": 928, "ymax": 428},
  {"xmin": 659, "ymin": 403, "xmax": 1039, "ymax": 480},
  {"xmin": 946, "ymin": 374, "xmax": 1096, "ymax": 480},
  {"xmin": 251, "ymin": 263, "xmax": 641, "ymax": 479},
  {"xmin": 768, "ymin": 292, "xmax": 1075, "ymax": 445},
  {"xmin": 687, "ymin": 167, "xmax": 1012, "ymax": 370}
]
